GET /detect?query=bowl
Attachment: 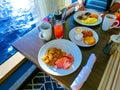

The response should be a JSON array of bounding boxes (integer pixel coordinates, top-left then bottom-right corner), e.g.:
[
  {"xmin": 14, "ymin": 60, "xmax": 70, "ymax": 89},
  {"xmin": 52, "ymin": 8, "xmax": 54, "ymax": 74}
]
[{"xmin": 74, "ymin": 32, "xmax": 83, "ymax": 41}]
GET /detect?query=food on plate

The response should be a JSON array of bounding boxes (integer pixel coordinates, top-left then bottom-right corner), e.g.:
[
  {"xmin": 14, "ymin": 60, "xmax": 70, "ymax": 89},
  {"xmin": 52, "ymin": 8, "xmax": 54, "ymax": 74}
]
[
  {"xmin": 41, "ymin": 47, "xmax": 66, "ymax": 66},
  {"xmin": 90, "ymin": 14, "xmax": 98, "ymax": 19},
  {"xmin": 76, "ymin": 27, "xmax": 82, "ymax": 32},
  {"xmin": 81, "ymin": 30, "xmax": 96, "ymax": 45},
  {"xmin": 73, "ymin": 28, "xmax": 96, "ymax": 45},
  {"xmin": 74, "ymin": 32, "xmax": 83, "ymax": 41},
  {"xmin": 82, "ymin": 30, "xmax": 93, "ymax": 38},
  {"xmin": 84, "ymin": 36, "xmax": 96, "ymax": 45},
  {"xmin": 41, "ymin": 47, "xmax": 74, "ymax": 70},
  {"xmin": 77, "ymin": 12, "xmax": 98, "ymax": 24},
  {"xmin": 77, "ymin": 12, "xmax": 91, "ymax": 20},
  {"xmin": 74, "ymin": 27, "xmax": 83, "ymax": 41},
  {"xmin": 84, "ymin": 12, "xmax": 91, "ymax": 16},
  {"xmin": 55, "ymin": 54, "xmax": 74, "ymax": 70},
  {"xmin": 80, "ymin": 17, "xmax": 98, "ymax": 24}
]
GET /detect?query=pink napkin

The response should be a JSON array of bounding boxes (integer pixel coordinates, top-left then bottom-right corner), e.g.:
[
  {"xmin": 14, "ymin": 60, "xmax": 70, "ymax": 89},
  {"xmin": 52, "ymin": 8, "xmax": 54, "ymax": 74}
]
[{"xmin": 70, "ymin": 53, "xmax": 96, "ymax": 90}]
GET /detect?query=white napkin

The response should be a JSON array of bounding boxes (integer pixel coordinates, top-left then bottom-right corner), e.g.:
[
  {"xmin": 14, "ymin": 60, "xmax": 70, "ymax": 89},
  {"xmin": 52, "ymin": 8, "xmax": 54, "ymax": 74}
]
[{"xmin": 70, "ymin": 53, "xmax": 96, "ymax": 90}]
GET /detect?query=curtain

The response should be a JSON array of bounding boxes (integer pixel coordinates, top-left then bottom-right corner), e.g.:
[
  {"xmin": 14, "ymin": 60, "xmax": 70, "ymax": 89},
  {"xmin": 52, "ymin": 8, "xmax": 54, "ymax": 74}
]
[{"xmin": 36, "ymin": 0, "xmax": 72, "ymax": 19}]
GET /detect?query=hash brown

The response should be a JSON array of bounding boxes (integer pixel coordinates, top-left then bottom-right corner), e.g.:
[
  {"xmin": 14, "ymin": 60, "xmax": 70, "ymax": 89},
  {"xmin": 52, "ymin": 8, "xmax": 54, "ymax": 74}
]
[
  {"xmin": 84, "ymin": 36, "xmax": 96, "ymax": 45},
  {"xmin": 82, "ymin": 30, "xmax": 93, "ymax": 38}
]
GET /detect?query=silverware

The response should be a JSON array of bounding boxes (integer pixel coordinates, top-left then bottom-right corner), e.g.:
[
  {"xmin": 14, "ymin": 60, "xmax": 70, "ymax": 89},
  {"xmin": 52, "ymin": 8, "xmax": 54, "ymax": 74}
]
[{"xmin": 103, "ymin": 40, "xmax": 113, "ymax": 55}]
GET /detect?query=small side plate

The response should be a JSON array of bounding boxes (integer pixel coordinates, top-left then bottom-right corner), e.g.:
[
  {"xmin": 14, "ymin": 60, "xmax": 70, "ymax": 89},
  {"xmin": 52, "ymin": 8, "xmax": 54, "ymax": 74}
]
[{"xmin": 69, "ymin": 26, "xmax": 99, "ymax": 47}]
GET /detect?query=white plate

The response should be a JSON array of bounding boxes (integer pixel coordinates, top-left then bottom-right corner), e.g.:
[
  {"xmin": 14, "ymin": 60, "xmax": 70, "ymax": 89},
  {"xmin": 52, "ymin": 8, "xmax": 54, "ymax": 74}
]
[
  {"xmin": 69, "ymin": 26, "xmax": 99, "ymax": 47},
  {"xmin": 111, "ymin": 34, "xmax": 120, "ymax": 43},
  {"xmin": 38, "ymin": 39, "xmax": 82, "ymax": 76},
  {"xmin": 74, "ymin": 10, "xmax": 102, "ymax": 26}
]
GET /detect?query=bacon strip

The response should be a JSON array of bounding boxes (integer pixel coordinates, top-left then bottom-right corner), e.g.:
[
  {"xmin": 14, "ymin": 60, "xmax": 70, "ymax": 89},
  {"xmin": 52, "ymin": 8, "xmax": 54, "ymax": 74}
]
[{"xmin": 55, "ymin": 54, "xmax": 74, "ymax": 70}]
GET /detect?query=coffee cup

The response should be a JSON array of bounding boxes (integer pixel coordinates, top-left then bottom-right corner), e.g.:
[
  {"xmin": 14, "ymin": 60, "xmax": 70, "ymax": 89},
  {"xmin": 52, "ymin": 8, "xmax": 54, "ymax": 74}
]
[
  {"xmin": 102, "ymin": 14, "xmax": 119, "ymax": 31},
  {"xmin": 38, "ymin": 22, "xmax": 52, "ymax": 41}
]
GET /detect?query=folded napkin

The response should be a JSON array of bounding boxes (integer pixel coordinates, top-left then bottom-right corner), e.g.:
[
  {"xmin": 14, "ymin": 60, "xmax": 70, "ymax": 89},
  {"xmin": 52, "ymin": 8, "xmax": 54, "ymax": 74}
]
[{"xmin": 70, "ymin": 53, "xmax": 96, "ymax": 90}]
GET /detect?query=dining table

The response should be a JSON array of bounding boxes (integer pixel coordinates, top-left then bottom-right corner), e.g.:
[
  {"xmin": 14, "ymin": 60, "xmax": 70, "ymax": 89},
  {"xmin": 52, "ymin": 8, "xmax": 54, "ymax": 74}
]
[{"xmin": 12, "ymin": 12, "xmax": 120, "ymax": 90}]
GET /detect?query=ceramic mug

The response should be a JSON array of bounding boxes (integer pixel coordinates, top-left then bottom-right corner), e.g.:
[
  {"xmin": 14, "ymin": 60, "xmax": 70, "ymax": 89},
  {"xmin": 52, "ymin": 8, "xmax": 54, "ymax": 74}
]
[
  {"xmin": 102, "ymin": 14, "xmax": 119, "ymax": 31},
  {"xmin": 38, "ymin": 22, "xmax": 52, "ymax": 41}
]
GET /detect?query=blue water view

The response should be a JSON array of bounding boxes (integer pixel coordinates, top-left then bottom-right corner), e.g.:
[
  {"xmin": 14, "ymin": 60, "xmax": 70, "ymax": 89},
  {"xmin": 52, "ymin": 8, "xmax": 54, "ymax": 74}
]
[{"xmin": 0, "ymin": 0, "xmax": 38, "ymax": 64}]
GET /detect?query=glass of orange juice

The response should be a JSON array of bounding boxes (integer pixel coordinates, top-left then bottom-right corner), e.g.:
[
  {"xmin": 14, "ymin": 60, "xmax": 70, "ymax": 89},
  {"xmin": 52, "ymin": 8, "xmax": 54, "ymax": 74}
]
[{"xmin": 54, "ymin": 20, "xmax": 63, "ymax": 38}]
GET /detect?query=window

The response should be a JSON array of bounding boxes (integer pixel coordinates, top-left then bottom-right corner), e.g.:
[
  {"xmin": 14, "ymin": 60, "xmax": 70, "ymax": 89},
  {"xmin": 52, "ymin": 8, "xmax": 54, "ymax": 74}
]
[
  {"xmin": 0, "ymin": 0, "xmax": 40, "ymax": 64},
  {"xmin": 0, "ymin": 0, "xmax": 72, "ymax": 64}
]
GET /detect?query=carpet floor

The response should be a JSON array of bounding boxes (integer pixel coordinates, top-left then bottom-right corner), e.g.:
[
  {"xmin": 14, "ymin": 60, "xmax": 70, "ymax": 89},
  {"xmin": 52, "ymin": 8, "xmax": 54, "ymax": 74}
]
[{"xmin": 17, "ymin": 68, "xmax": 66, "ymax": 90}]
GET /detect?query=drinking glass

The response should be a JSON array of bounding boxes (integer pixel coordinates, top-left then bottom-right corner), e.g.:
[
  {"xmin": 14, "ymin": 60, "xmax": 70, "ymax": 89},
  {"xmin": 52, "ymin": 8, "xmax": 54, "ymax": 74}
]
[{"xmin": 54, "ymin": 20, "xmax": 63, "ymax": 38}]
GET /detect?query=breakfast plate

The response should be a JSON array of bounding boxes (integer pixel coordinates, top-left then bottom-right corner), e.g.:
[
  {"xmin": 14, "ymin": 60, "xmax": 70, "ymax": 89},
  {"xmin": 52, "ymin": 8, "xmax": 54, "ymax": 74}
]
[
  {"xmin": 69, "ymin": 26, "xmax": 99, "ymax": 47},
  {"xmin": 74, "ymin": 10, "xmax": 102, "ymax": 26},
  {"xmin": 38, "ymin": 39, "xmax": 82, "ymax": 76}
]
